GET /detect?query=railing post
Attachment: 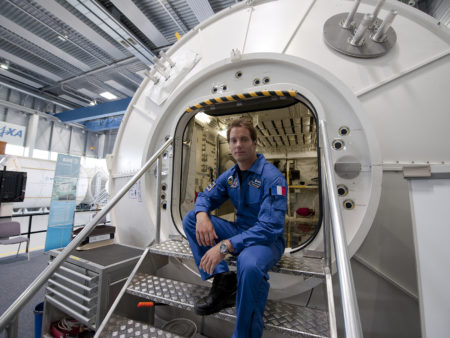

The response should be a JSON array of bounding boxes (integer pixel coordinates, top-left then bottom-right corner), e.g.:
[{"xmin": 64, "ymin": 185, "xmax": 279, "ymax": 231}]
[
  {"xmin": 0, "ymin": 137, "xmax": 173, "ymax": 333},
  {"xmin": 319, "ymin": 120, "xmax": 363, "ymax": 338},
  {"xmin": 26, "ymin": 215, "xmax": 32, "ymax": 254},
  {"xmin": 321, "ymin": 152, "xmax": 338, "ymax": 338},
  {"xmin": 5, "ymin": 316, "xmax": 18, "ymax": 338},
  {"xmin": 321, "ymin": 155, "xmax": 332, "ymax": 270},
  {"xmin": 155, "ymin": 156, "xmax": 162, "ymax": 244}
]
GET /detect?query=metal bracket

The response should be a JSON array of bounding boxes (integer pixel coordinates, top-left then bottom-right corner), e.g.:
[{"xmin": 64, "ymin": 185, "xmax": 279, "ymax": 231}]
[
  {"xmin": 230, "ymin": 48, "xmax": 242, "ymax": 62},
  {"xmin": 403, "ymin": 165, "xmax": 431, "ymax": 178},
  {"xmin": 323, "ymin": 12, "xmax": 397, "ymax": 58}
]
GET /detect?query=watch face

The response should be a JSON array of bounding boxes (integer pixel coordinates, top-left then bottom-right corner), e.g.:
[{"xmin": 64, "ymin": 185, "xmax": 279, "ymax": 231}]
[{"xmin": 220, "ymin": 242, "xmax": 227, "ymax": 254}]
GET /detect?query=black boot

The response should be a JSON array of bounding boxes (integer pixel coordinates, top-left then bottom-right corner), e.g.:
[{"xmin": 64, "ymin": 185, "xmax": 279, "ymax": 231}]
[{"xmin": 194, "ymin": 271, "xmax": 237, "ymax": 315}]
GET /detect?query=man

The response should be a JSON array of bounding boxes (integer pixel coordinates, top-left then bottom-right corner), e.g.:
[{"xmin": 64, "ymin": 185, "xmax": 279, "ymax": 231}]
[{"xmin": 182, "ymin": 118, "xmax": 287, "ymax": 337}]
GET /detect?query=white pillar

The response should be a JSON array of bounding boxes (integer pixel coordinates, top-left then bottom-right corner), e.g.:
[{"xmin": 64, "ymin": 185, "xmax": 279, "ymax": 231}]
[
  {"xmin": 98, "ymin": 133, "xmax": 106, "ymax": 159},
  {"xmin": 24, "ymin": 114, "xmax": 39, "ymax": 157}
]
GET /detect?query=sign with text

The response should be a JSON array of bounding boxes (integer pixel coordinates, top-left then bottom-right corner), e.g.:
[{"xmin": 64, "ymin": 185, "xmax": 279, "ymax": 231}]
[
  {"xmin": 45, "ymin": 154, "xmax": 80, "ymax": 251},
  {"xmin": 0, "ymin": 121, "xmax": 26, "ymax": 146}
]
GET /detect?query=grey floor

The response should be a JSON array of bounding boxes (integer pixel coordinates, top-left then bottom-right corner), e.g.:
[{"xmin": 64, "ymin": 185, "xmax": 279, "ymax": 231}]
[
  {"xmin": 0, "ymin": 250, "xmax": 48, "ymax": 338},
  {"xmin": 0, "ymin": 250, "xmax": 208, "ymax": 338}
]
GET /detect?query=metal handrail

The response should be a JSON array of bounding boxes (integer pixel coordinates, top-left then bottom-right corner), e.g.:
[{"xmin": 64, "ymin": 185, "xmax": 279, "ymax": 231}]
[
  {"xmin": 319, "ymin": 119, "xmax": 363, "ymax": 338},
  {"xmin": 321, "ymin": 154, "xmax": 337, "ymax": 338},
  {"xmin": 321, "ymin": 155, "xmax": 332, "ymax": 273},
  {"xmin": 0, "ymin": 137, "xmax": 174, "ymax": 333}
]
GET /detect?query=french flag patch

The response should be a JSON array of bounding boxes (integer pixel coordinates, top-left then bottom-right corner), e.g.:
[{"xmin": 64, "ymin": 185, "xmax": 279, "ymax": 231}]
[{"xmin": 271, "ymin": 185, "xmax": 286, "ymax": 196}]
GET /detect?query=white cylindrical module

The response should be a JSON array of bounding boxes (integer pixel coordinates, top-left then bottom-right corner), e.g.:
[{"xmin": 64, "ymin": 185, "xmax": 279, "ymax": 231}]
[{"xmin": 108, "ymin": 0, "xmax": 450, "ymax": 299}]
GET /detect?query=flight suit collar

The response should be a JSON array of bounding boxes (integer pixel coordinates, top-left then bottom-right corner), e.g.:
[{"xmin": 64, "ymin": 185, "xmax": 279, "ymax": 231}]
[{"xmin": 231, "ymin": 154, "xmax": 265, "ymax": 176}]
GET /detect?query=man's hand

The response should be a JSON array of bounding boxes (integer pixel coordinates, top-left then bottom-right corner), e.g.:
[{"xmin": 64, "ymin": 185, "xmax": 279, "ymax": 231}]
[
  {"xmin": 196, "ymin": 212, "xmax": 218, "ymax": 247},
  {"xmin": 200, "ymin": 244, "xmax": 225, "ymax": 275}
]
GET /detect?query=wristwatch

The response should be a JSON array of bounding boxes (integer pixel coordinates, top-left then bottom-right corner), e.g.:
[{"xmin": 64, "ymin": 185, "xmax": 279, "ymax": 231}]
[{"xmin": 219, "ymin": 241, "xmax": 229, "ymax": 255}]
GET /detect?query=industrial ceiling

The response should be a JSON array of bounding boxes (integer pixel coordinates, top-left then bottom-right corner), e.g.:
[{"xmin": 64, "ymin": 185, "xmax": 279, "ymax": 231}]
[
  {"xmin": 0, "ymin": 0, "xmax": 447, "ymax": 128},
  {"xmin": 0, "ymin": 0, "xmax": 236, "ymax": 111}
]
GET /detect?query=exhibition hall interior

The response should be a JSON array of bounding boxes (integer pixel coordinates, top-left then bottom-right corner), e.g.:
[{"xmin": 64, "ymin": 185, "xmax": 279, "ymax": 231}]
[{"xmin": 0, "ymin": 1, "xmax": 449, "ymax": 337}]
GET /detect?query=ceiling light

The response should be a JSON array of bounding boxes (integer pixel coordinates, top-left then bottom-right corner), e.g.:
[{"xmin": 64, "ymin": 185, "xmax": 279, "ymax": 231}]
[
  {"xmin": 57, "ymin": 35, "xmax": 67, "ymax": 42},
  {"xmin": 89, "ymin": 100, "xmax": 97, "ymax": 106},
  {"xmin": 195, "ymin": 112, "xmax": 211, "ymax": 124},
  {"xmin": 100, "ymin": 91, "xmax": 118, "ymax": 100},
  {"xmin": 0, "ymin": 60, "xmax": 10, "ymax": 70}
]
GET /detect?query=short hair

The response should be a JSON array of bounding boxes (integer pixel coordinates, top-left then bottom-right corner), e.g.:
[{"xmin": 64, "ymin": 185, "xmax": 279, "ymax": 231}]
[{"xmin": 227, "ymin": 118, "xmax": 257, "ymax": 143}]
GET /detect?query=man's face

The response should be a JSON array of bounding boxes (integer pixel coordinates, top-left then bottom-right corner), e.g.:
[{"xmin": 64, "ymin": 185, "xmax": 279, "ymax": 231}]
[{"xmin": 229, "ymin": 127, "xmax": 257, "ymax": 165}]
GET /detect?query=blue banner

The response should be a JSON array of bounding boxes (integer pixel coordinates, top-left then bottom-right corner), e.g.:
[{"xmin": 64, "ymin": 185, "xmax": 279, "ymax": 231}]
[{"xmin": 45, "ymin": 154, "xmax": 80, "ymax": 251}]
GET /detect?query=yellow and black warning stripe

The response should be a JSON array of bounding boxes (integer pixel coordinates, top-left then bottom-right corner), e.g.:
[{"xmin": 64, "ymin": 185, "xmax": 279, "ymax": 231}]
[{"xmin": 185, "ymin": 90, "xmax": 296, "ymax": 113}]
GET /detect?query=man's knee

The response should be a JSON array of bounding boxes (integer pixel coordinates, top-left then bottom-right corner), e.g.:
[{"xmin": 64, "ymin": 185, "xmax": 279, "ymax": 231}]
[{"xmin": 237, "ymin": 251, "xmax": 263, "ymax": 278}]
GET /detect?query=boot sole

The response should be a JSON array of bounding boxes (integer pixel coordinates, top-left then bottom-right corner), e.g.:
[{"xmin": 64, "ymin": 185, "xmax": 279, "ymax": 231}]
[{"xmin": 194, "ymin": 295, "xmax": 236, "ymax": 316}]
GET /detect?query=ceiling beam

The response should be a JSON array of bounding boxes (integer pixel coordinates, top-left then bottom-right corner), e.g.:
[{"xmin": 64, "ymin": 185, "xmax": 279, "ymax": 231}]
[
  {"xmin": 110, "ymin": 0, "xmax": 169, "ymax": 47},
  {"xmin": 185, "ymin": 0, "xmax": 215, "ymax": 22},
  {"xmin": 41, "ymin": 56, "xmax": 138, "ymax": 90},
  {"xmin": 0, "ymin": 98, "xmax": 89, "ymax": 131},
  {"xmin": 0, "ymin": 69, "xmax": 43, "ymax": 88},
  {"xmin": 0, "ymin": 76, "xmax": 75, "ymax": 110},
  {"xmin": 156, "ymin": 0, "xmax": 188, "ymax": 34},
  {"xmin": 0, "ymin": 15, "xmax": 91, "ymax": 72},
  {"xmin": 0, "ymin": 50, "xmax": 62, "ymax": 82},
  {"xmin": 58, "ymin": 94, "xmax": 89, "ymax": 106},
  {"xmin": 57, "ymin": 97, "xmax": 131, "ymax": 123},
  {"xmin": 0, "ymin": 99, "xmax": 62, "ymax": 122},
  {"xmin": 34, "ymin": 0, "xmax": 127, "ymax": 60},
  {"xmin": 67, "ymin": 0, "xmax": 155, "ymax": 65},
  {"xmin": 84, "ymin": 115, "xmax": 123, "ymax": 131}
]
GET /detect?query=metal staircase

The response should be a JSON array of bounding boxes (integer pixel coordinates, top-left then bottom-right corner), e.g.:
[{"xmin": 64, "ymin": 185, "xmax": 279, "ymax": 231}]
[
  {"xmin": 0, "ymin": 120, "xmax": 362, "ymax": 338},
  {"xmin": 92, "ymin": 238, "xmax": 331, "ymax": 337}
]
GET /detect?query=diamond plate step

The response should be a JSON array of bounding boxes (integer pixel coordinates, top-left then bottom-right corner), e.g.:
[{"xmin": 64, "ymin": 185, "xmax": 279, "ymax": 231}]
[
  {"xmin": 127, "ymin": 273, "xmax": 329, "ymax": 338},
  {"xmin": 98, "ymin": 314, "xmax": 182, "ymax": 337},
  {"xmin": 149, "ymin": 240, "xmax": 324, "ymax": 278}
]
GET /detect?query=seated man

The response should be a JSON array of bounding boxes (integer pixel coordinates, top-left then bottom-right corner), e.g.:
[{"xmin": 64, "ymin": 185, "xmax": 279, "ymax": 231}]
[{"xmin": 183, "ymin": 118, "xmax": 287, "ymax": 337}]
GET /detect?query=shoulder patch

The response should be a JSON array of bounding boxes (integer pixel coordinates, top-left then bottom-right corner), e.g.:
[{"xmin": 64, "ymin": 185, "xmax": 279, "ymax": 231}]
[
  {"xmin": 271, "ymin": 185, "xmax": 286, "ymax": 196},
  {"xmin": 206, "ymin": 181, "xmax": 216, "ymax": 192},
  {"xmin": 249, "ymin": 178, "xmax": 261, "ymax": 189}
]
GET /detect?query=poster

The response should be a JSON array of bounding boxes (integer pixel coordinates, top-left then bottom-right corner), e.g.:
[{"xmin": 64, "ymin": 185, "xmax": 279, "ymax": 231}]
[{"xmin": 44, "ymin": 154, "xmax": 80, "ymax": 251}]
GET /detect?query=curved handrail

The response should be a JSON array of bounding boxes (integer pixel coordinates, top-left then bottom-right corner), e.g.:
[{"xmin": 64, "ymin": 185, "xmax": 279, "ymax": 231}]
[
  {"xmin": 0, "ymin": 137, "xmax": 173, "ymax": 333},
  {"xmin": 319, "ymin": 119, "xmax": 363, "ymax": 338}
]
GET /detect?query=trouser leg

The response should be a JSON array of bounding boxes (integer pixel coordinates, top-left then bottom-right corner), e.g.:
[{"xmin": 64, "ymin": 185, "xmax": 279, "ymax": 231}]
[
  {"xmin": 182, "ymin": 210, "xmax": 239, "ymax": 280},
  {"xmin": 232, "ymin": 239, "xmax": 284, "ymax": 338}
]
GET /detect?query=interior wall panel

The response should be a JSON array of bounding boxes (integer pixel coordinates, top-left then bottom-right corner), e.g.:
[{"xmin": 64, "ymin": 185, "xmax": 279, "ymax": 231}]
[
  {"xmin": 104, "ymin": 131, "xmax": 117, "ymax": 156},
  {"xmin": 85, "ymin": 132, "xmax": 99, "ymax": 158},
  {"xmin": 35, "ymin": 118, "xmax": 52, "ymax": 150},
  {"xmin": 5, "ymin": 109, "xmax": 28, "ymax": 126},
  {"xmin": 70, "ymin": 128, "xmax": 86, "ymax": 156},
  {"xmin": 51, "ymin": 124, "xmax": 71, "ymax": 154}
]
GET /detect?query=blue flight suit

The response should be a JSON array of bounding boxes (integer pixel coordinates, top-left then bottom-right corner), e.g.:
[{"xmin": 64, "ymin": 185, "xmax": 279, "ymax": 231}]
[{"xmin": 182, "ymin": 154, "xmax": 287, "ymax": 337}]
